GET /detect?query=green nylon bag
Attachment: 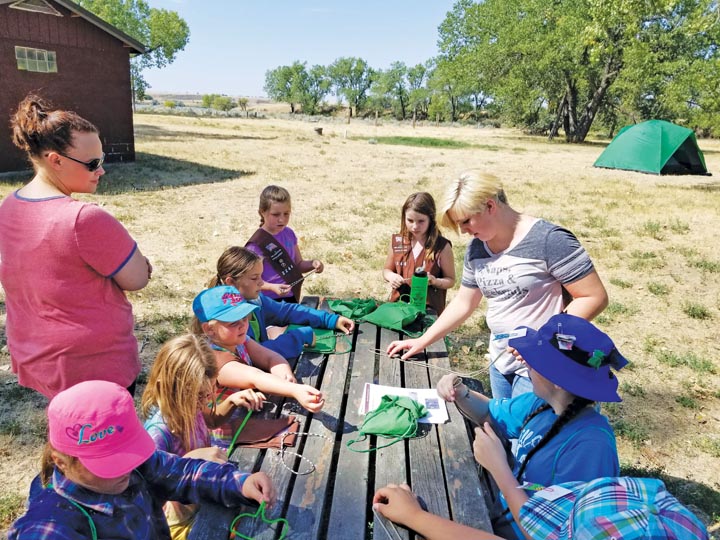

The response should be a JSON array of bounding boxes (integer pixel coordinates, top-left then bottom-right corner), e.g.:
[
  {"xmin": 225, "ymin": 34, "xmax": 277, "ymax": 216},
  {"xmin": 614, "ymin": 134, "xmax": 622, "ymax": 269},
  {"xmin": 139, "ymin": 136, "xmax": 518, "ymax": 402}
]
[
  {"xmin": 285, "ymin": 325, "xmax": 352, "ymax": 354},
  {"xmin": 347, "ymin": 395, "xmax": 428, "ymax": 452},
  {"xmin": 359, "ymin": 301, "xmax": 424, "ymax": 336},
  {"xmin": 327, "ymin": 298, "xmax": 378, "ymax": 320}
]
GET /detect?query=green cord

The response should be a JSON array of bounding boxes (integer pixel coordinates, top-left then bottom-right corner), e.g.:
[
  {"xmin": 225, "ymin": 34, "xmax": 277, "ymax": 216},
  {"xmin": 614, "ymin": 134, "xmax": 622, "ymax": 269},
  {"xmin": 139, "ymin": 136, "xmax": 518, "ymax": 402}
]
[
  {"xmin": 48, "ymin": 483, "xmax": 97, "ymax": 540},
  {"xmin": 229, "ymin": 500, "xmax": 289, "ymax": 540},
  {"xmin": 227, "ymin": 408, "xmax": 254, "ymax": 457}
]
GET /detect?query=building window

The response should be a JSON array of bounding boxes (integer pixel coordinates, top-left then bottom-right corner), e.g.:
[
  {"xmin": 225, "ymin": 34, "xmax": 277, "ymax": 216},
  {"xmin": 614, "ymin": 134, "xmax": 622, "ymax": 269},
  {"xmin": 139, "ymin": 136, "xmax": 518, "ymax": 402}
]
[
  {"xmin": 9, "ymin": 0, "xmax": 62, "ymax": 16},
  {"xmin": 15, "ymin": 46, "xmax": 58, "ymax": 73}
]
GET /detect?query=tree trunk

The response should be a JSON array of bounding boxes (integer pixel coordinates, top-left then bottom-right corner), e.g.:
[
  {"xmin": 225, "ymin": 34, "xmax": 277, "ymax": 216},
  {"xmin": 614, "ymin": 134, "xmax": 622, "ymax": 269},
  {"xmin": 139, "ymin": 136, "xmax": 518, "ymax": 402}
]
[
  {"xmin": 570, "ymin": 55, "xmax": 622, "ymax": 143},
  {"xmin": 548, "ymin": 96, "xmax": 566, "ymax": 141},
  {"xmin": 564, "ymin": 77, "xmax": 578, "ymax": 143},
  {"xmin": 412, "ymin": 109, "xmax": 416, "ymax": 129}
]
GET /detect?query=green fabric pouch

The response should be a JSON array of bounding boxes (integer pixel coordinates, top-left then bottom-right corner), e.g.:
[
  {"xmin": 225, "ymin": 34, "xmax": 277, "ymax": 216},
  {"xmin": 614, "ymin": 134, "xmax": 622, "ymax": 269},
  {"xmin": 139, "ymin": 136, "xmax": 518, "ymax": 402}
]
[
  {"xmin": 327, "ymin": 298, "xmax": 378, "ymax": 320},
  {"xmin": 347, "ymin": 395, "xmax": 428, "ymax": 452},
  {"xmin": 359, "ymin": 301, "xmax": 424, "ymax": 336},
  {"xmin": 285, "ymin": 325, "xmax": 353, "ymax": 355}
]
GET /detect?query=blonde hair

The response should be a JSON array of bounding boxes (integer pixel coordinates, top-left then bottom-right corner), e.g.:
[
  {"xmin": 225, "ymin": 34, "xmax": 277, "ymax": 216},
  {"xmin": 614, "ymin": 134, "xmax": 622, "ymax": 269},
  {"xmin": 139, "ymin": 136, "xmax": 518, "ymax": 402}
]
[
  {"xmin": 141, "ymin": 334, "xmax": 218, "ymax": 454},
  {"xmin": 440, "ymin": 170, "xmax": 508, "ymax": 233},
  {"xmin": 258, "ymin": 185, "xmax": 291, "ymax": 225},
  {"xmin": 208, "ymin": 246, "xmax": 262, "ymax": 288}
]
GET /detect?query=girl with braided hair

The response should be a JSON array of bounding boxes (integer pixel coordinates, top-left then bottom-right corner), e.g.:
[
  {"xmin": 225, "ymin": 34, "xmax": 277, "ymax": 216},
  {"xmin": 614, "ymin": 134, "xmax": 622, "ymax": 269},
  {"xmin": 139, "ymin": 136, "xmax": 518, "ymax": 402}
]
[{"xmin": 375, "ymin": 313, "xmax": 627, "ymax": 540}]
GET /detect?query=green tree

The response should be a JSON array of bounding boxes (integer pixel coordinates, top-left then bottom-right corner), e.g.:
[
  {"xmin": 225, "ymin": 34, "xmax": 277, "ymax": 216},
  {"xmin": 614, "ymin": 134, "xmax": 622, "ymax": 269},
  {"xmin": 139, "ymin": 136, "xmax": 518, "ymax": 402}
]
[
  {"xmin": 374, "ymin": 62, "xmax": 409, "ymax": 120},
  {"xmin": 237, "ymin": 97, "xmax": 249, "ymax": 117},
  {"xmin": 439, "ymin": 0, "xmax": 719, "ymax": 142},
  {"xmin": 212, "ymin": 96, "xmax": 235, "ymax": 112},
  {"xmin": 264, "ymin": 64, "xmax": 298, "ymax": 113},
  {"xmin": 328, "ymin": 57, "xmax": 375, "ymax": 116},
  {"xmin": 295, "ymin": 64, "xmax": 331, "ymax": 115},
  {"xmin": 407, "ymin": 63, "xmax": 431, "ymax": 120},
  {"xmin": 201, "ymin": 94, "xmax": 219, "ymax": 108},
  {"xmin": 72, "ymin": 0, "xmax": 189, "ymax": 104}
]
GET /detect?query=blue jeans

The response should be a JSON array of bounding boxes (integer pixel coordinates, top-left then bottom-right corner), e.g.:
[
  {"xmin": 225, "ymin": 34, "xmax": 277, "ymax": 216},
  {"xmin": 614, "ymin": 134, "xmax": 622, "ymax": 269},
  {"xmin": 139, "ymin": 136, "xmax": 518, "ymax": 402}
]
[{"xmin": 489, "ymin": 364, "xmax": 533, "ymax": 400}]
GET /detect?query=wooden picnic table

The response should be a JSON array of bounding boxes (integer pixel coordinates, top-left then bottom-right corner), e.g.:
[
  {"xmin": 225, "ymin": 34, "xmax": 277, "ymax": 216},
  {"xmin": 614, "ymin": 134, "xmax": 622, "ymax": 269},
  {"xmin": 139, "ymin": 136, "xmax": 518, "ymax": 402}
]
[{"xmin": 190, "ymin": 297, "xmax": 493, "ymax": 540}]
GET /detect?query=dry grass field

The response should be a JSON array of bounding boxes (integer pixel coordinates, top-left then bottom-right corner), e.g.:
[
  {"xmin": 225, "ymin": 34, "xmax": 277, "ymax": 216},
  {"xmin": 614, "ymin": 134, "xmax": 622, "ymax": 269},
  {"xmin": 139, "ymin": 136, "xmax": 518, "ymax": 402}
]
[{"xmin": 1, "ymin": 112, "xmax": 719, "ymax": 534}]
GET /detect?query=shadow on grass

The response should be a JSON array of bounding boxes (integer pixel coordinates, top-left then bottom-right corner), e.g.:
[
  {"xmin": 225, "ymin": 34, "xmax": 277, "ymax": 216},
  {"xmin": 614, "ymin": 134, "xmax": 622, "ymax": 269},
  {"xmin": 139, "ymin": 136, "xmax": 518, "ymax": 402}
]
[
  {"xmin": 98, "ymin": 152, "xmax": 255, "ymax": 195},
  {"xmin": 134, "ymin": 123, "xmax": 279, "ymax": 142},
  {"xmin": 620, "ymin": 463, "xmax": 720, "ymax": 530}
]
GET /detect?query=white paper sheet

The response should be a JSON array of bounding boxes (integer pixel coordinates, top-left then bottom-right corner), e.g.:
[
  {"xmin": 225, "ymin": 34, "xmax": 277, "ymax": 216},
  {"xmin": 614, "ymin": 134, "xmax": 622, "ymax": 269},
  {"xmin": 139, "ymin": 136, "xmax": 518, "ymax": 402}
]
[{"xmin": 358, "ymin": 383, "xmax": 449, "ymax": 424}]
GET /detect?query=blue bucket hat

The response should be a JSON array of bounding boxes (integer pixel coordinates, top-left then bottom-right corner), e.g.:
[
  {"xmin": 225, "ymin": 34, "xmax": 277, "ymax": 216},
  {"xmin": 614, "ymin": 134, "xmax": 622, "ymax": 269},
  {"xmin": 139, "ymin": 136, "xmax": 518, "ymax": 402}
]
[
  {"xmin": 519, "ymin": 477, "xmax": 709, "ymax": 540},
  {"xmin": 192, "ymin": 286, "xmax": 259, "ymax": 323},
  {"xmin": 508, "ymin": 313, "xmax": 628, "ymax": 402}
]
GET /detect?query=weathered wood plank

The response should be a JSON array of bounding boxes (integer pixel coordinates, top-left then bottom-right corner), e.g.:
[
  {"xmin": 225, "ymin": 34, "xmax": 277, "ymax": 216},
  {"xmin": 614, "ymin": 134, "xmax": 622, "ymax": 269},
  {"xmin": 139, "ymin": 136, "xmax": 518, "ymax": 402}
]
[
  {"xmin": 426, "ymin": 339, "xmax": 493, "ymax": 532},
  {"xmin": 372, "ymin": 327, "xmax": 411, "ymax": 540},
  {"xmin": 324, "ymin": 321, "xmax": 376, "ymax": 539},
  {"xmin": 404, "ymin": 352, "xmax": 451, "ymax": 533}
]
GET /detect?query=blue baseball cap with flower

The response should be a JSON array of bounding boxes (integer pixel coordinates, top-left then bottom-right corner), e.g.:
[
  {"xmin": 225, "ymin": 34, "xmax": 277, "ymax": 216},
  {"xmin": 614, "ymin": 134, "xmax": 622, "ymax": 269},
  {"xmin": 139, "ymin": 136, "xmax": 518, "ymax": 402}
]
[{"xmin": 192, "ymin": 286, "xmax": 259, "ymax": 323}]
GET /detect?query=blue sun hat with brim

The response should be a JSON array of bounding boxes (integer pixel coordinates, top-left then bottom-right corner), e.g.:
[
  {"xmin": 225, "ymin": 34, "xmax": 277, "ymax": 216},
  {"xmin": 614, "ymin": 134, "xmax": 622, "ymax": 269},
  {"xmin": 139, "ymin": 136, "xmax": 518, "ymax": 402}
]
[
  {"xmin": 508, "ymin": 313, "xmax": 628, "ymax": 402},
  {"xmin": 192, "ymin": 285, "xmax": 259, "ymax": 323},
  {"xmin": 519, "ymin": 476, "xmax": 709, "ymax": 540}
]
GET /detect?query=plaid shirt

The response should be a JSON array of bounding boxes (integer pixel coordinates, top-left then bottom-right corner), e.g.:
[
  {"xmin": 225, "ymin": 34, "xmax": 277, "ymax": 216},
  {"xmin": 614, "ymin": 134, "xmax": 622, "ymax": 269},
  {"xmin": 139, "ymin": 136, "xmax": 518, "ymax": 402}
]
[{"xmin": 8, "ymin": 450, "xmax": 250, "ymax": 540}]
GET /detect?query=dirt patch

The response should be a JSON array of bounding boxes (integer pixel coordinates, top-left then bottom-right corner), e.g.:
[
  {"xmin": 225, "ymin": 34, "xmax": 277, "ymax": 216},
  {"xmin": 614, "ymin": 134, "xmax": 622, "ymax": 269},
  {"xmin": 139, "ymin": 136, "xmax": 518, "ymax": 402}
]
[{"xmin": 1, "ymin": 114, "xmax": 718, "ymax": 532}]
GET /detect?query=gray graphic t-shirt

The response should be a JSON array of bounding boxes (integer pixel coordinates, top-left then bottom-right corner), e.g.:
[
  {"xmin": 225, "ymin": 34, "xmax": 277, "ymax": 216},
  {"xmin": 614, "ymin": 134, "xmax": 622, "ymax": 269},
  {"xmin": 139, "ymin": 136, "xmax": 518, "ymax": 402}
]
[{"xmin": 461, "ymin": 219, "xmax": 594, "ymax": 375}]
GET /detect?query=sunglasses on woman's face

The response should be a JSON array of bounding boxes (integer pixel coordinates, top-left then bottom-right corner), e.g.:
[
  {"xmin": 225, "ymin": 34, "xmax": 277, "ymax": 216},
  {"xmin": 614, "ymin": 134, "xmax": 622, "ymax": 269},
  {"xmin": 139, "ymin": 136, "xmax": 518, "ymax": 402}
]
[{"xmin": 58, "ymin": 152, "xmax": 105, "ymax": 172}]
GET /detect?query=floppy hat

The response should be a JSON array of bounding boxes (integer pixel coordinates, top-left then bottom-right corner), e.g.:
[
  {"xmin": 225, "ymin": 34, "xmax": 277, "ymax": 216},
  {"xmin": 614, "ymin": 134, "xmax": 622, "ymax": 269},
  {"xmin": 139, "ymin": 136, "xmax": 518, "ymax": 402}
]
[
  {"xmin": 48, "ymin": 380, "xmax": 156, "ymax": 479},
  {"xmin": 508, "ymin": 313, "xmax": 628, "ymax": 402},
  {"xmin": 193, "ymin": 285, "xmax": 259, "ymax": 323},
  {"xmin": 519, "ymin": 476, "xmax": 709, "ymax": 540}
]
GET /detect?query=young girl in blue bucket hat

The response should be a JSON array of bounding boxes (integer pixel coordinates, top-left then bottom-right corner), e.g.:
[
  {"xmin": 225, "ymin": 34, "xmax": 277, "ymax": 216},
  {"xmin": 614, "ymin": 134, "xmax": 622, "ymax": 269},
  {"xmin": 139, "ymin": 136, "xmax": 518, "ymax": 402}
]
[{"xmin": 432, "ymin": 313, "xmax": 628, "ymax": 539}]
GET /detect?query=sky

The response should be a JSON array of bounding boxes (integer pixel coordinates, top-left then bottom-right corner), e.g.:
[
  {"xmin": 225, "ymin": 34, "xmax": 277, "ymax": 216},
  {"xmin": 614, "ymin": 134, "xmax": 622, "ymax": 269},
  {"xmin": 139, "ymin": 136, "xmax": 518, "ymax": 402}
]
[{"xmin": 143, "ymin": 1, "xmax": 457, "ymax": 97}]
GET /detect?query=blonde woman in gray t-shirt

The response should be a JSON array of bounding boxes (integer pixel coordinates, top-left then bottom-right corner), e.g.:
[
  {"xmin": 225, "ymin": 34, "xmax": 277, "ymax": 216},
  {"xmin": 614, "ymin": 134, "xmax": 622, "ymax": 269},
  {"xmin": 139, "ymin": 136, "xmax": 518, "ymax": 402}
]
[{"xmin": 387, "ymin": 170, "xmax": 608, "ymax": 399}]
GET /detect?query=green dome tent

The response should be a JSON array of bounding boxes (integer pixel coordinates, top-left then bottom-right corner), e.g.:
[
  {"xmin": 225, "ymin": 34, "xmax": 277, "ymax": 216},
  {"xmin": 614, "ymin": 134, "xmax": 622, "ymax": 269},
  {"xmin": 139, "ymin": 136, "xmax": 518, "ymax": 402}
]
[{"xmin": 594, "ymin": 120, "xmax": 709, "ymax": 175}]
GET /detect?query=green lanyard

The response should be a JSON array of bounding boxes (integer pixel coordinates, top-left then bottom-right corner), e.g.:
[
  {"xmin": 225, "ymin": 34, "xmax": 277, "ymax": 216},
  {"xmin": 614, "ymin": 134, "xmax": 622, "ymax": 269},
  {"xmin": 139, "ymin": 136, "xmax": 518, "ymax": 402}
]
[
  {"xmin": 229, "ymin": 501, "xmax": 289, "ymax": 540},
  {"xmin": 249, "ymin": 313, "xmax": 261, "ymax": 342},
  {"xmin": 48, "ymin": 483, "xmax": 97, "ymax": 540}
]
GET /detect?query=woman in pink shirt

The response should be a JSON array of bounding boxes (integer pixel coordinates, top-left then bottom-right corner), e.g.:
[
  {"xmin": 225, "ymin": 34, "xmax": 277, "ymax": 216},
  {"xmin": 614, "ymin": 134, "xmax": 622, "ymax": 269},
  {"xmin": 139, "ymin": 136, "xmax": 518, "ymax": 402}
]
[{"xmin": 0, "ymin": 94, "xmax": 152, "ymax": 398}]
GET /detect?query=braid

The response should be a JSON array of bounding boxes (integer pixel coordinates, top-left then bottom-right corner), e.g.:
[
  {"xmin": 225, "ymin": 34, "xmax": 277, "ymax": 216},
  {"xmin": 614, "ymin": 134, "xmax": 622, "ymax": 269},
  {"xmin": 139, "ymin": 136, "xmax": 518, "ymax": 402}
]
[{"xmin": 515, "ymin": 397, "xmax": 594, "ymax": 481}]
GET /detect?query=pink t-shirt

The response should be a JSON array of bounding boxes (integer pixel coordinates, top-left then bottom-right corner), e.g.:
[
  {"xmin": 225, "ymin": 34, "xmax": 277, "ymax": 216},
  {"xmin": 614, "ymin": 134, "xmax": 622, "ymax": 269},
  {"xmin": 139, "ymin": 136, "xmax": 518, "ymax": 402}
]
[
  {"xmin": 246, "ymin": 226, "xmax": 299, "ymax": 300},
  {"xmin": 0, "ymin": 192, "xmax": 140, "ymax": 398}
]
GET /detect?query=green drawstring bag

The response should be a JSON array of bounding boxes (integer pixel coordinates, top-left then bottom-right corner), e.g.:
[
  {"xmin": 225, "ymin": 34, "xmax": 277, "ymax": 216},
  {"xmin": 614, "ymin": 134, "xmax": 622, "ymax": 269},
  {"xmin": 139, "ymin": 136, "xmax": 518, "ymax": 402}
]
[
  {"xmin": 347, "ymin": 395, "xmax": 428, "ymax": 452},
  {"xmin": 327, "ymin": 298, "xmax": 378, "ymax": 320},
  {"xmin": 285, "ymin": 325, "xmax": 352, "ymax": 354},
  {"xmin": 359, "ymin": 301, "xmax": 424, "ymax": 336}
]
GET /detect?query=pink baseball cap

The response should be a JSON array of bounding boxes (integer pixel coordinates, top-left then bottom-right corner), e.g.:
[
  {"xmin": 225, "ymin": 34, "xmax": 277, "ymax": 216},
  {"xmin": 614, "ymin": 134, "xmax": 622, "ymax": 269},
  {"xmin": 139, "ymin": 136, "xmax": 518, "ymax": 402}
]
[{"xmin": 48, "ymin": 380, "xmax": 156, "ymax": 479}]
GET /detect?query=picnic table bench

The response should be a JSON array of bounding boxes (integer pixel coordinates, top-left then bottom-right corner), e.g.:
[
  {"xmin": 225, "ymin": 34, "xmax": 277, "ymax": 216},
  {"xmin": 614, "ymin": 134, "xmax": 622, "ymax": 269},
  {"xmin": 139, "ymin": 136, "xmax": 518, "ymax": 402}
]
[{"xmin": 190, "ymin": 297, "xmax": 493, "ymax": 540}]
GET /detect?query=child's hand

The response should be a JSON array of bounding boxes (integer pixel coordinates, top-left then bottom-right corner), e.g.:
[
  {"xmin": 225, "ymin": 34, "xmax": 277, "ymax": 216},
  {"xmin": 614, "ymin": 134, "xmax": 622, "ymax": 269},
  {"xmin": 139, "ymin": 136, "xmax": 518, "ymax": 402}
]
[
  {"xmin": 241, "ymin": 472, "xmax": 275, "ymax": 506},
  {"xmin": 372, "ymin": 483, "xmax": 423, "ymax": 526},
  {"xmin": 227, "ymin": 389, "xmax": 266, "ymax": 411},
  {"xmin": 184, "ymin": 446, "xmax": 228, "ymax": 464},
  {"xmin": 388, "ymin": 273, "xmax": 405, "ymax": 289},
  {"xmin": 263, "ymin": 282, "xmax": 292, "ymax": 297},
  {"xmin": 335, "ymin": 316, "xmax": 354, "ymax": 334},
  {"xmin": 293, "ymin": 385, "xmax": 324, "ymax": 413},
  {"xmin": 473, "ymin": 423, "xmax": 509, "ymax": 476},
  {"xmin": 311, "ymin": 259, "xmax": 324, "ymax": 274},
  {"xmin": 437, "ymin": 374, "xmax": 461, "ymax": 402}
]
